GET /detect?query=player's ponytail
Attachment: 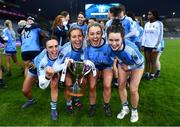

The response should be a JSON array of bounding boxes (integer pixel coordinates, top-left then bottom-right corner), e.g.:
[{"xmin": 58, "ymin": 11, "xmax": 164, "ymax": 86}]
[{"xmin": 112, "ymin": 18, "xmax": 122, "ymax": 27}]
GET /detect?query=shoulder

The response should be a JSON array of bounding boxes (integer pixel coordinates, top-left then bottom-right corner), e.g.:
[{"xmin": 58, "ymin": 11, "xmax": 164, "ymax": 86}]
[
  {"xmin": 70, "ymin": 22, "xmax": 77, "ymax": 27},
  {"xmin": 124, "ymin": 39, "xmax": 136, "ymax": 47},
  {"xmin": 61, "ymin": 42, "xmax": 71, "ymax": 50},
  {"xmin": 3, "ymin": 28, "xmax": 8, "ymax": 33},
  {"xmin": 125, "ymin": 16, "xmax": 133, "ymax": 23},
  {"xmin": 61, "ymin": 42, "xmax": 71, "ymax": 54}
]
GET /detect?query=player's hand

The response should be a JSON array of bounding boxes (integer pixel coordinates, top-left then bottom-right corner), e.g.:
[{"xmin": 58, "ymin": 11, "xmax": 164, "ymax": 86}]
[
  {"xmin": 67, "ymin": 59, "xmax": 74, "ymax": 67},
  {"xmin": 121, "ymin": 63, "xmax": 128, "ymax": 72},
  {"xmin": 45, "ymin": 66, "xmax": 55, "ymax": 79}
]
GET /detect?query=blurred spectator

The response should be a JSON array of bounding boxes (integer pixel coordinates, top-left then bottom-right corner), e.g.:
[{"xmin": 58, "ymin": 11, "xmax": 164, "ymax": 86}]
[
  {"xmin": 70, "ymin": 12, "xmax": 87, "ymax": 36},
  {"xmin": 51, "ymin": 15, "xmax": 67, "ymax": 47}
]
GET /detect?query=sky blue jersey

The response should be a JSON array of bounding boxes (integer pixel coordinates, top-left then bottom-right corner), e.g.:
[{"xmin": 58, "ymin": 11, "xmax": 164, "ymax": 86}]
[
  {"xmin": 33, "ymin": 49, "xmax": 65, "ymax": 76},
  {"xmin": 111, "ymin": 39, "xmax": 144, "ymax": 70},
  {"xmin": 61, "ymin": 41, "xmax": 86, "ymax": 61},
  {"xmin": 21, "ymin": 28, "xmax": 42, "ymax": 52},
  {"xmin": 2, "ymin": 28, "xmax": 16, "ymax": 52},
  {"xmin": 106, "ymin": 16, "xmax": 137, "ymax": 42}
]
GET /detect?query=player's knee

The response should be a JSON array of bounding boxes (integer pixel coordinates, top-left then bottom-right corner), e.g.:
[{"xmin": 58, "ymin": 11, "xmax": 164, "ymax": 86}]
[
  {"xmin": 130, "ymin": 88, "xmax": 138, "ymax": 95},
  {"xmin": 103, "ymin": 84, "xmax": 111, "ymax": 90}
]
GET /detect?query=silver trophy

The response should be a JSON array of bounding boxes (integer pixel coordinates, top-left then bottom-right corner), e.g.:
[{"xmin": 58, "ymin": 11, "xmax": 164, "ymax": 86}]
[{"xmin": 67, "ymin": 61, "xmax": 94, "ymax": 97}]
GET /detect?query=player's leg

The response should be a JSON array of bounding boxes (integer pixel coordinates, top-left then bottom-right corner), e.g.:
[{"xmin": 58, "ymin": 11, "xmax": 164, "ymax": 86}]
[
  {"xmin": 21, "ymin": 74, "xmax": 36, "ymax": 109},
  {"xmin": 155, "ymin": 52, "xmax": 161, "ymax": 77},
  {"xmin": 64, "ymin": 72, "xmax": 74, "ymax": 114},
  {"xmin": 5, "ymin": 54, "xmax": 11, "ymax": 76},
  {"xmin": 50, "ymin": 73, "xmax": 59, "ymax": 120},
  {"xmin": 117, "ymin": 67, "xmax": 129, "ymax": 119},
  {"xmin": 11, "ymin": 53, "xmax": 23, "ymax": 76},
  {"xmin": 88, "ymin": 71, "xmax": 98, "ymax": 117},
  {"xmin": 102, "ymin": 68, "xmax": 113, "ymax": 117},
  {"xmin": 129, "ymin": 68, "xmax": 143, "ymax": 122}
]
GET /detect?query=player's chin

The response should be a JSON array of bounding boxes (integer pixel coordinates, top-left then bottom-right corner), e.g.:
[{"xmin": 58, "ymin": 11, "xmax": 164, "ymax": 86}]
[
  {"xmin": 111, "ymin": 46, "xmax": 119, "ymax": 51},
  {"xmin": 75, "ymin": 44, "xmax": 82, "ymax": 49},
  {"xmin": 52, "ymin": 55, "xmax": 58, "ymax": 59}
]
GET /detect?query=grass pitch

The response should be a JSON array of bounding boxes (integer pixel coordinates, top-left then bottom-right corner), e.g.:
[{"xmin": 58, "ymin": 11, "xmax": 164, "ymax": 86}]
[{"xmin": 0, "ymin": 39, "xmax": 179, "ymax": 126}]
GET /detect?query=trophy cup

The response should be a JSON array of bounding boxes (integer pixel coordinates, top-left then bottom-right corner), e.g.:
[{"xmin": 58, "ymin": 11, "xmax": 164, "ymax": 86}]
[{"xmin": 67, "ymin": 61, "xmax": 92, "ymax": 97}]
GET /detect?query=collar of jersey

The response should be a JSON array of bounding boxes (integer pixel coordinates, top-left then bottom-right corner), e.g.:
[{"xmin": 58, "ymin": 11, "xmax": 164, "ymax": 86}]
[
  {"xmin": 71, "ymin": 43, "xmax": 82, "ymax": 52},
  {"xmin": 89, "ymin": 38, "xmax": 106, "ymax": 48},
  {"xmin": 120, "ymin": 16, "xmax": 126, "ymax": 21},
  {"xmin": 46, "ymin": 51, "xmax": 60, "ymax": 61}
]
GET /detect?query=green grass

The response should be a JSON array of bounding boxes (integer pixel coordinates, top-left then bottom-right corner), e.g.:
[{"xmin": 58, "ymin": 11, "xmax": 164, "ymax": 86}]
[{"xmin": 0, "ymin": 39, "xmax": 180, "ymax": 126}]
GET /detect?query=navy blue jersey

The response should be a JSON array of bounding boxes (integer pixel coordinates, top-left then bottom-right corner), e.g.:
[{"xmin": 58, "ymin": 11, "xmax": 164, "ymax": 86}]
[{"xmin": 84, "ymin": 39, "xmax": 113, "ymax": 67}]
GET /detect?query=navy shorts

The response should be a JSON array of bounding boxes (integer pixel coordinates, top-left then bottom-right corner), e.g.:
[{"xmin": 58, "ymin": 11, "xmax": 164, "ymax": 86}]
[
  {"xmin": 28, "ymin": 68, "xmax": 37, "ymax": 77},
  {"xmin": 5, "ymin": 51, "xmax": 16, "ymax": 55},
  {"xmin": 144, "ymin": 47, "xmax": 155, "ymax": 52},
  {"xmin": 21, "ymin": 51, "xmax": 41, "ymax": 61},
  {"xmin": 95, "ymin": 64, "xmax": 112, "ymax": 71}
]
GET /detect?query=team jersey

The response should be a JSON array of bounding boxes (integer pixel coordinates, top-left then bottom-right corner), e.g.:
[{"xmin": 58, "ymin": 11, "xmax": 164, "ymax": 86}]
[
  {"xmin": 70, "ymin": 22, "xmax": 87, "ymax": 36},
  {"xmin": 128, "ymin": 20, "xmax": 141, "ymax": 43},
  {"xmin": 33, "ymin": 49, "xmax": 65, "ymax": 77},
  {"xmin": 105, "ymin": 16, "xmax": 137, "ymax": 41},
  {"xmin": 31, "ymin": 48, "xmax": 66, "ymax": 89},
  {"xmin": 111, "ymin": 39, "xmax": 144, "ymax": 70},
  {"xmin": 137, "ymin": 24, "xmax": 144, "ymax": 43},
  {"xmin": 20, "ymin": 27, "xmax": 42, "ymax": 52},
  {"xmin": 84, "ymin": 39, "xmax": 113, "ymax": 67},
  {"xmin": 61, "ymin": 41, "xmax": 86, "ymax": 61},
  {"xmin": 2, "ymin": 28, "xmax": 16, "ymax": 52},
  {"xmin": 141, "ymin": 20, "xmax": 163, "ymax": 48}
]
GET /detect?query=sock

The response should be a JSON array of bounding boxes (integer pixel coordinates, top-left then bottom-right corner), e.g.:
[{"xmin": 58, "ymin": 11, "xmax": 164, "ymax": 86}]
[
  {"xmin": 28, "ymin": 98, "xmax": 34, "ymax": 102},
  {"xmin": 156, "ymin": 70, "xmax": 160, "ymax": 74},
  {"xmin": 145, "ymin": 72, "xmax": 149, "ymax": 76},
  {"xmin": 132, "ymin": 107, "xmax": 137, "ymax": 112},
  {"xmin": 113, "ymin": 78, "xmax": 118, "ymax": 86},
  {"xmin": 66, "ymin": 100, "xmax": 72, "ymax": 106},
  {"xmin": 122, "ymin": 101, "xmax": 128, "ymax": 107},
  {"xmin": 50, "ymin": 101, "xmax": 57, "ymax": 109},
  {"xmin": 114, "ymin": 78, "xmax": 118, "ymax": 83},
  {"xmin": 150, "ymin": 73, "xmax": 155, "ymax": 77},
  {"xmin": 90, "ymin": 104, "xmax": 96, "ymax": 108},
  {"xmin": 104, "ymin": 102, "xmax": 109, "ymax": 107}
]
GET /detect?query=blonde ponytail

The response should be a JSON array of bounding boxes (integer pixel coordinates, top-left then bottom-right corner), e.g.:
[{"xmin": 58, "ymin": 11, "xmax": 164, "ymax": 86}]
[{"xmin": 4, "ymin": 20, "xmax": 16, "ymax": 40}]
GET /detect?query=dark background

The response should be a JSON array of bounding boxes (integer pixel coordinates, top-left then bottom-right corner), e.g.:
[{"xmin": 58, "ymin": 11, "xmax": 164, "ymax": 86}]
[{"xmin": 1, "ymin": 0, "xmax": 180, "ymax": 20}]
